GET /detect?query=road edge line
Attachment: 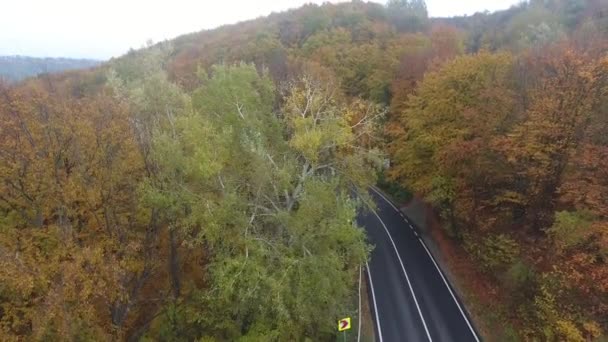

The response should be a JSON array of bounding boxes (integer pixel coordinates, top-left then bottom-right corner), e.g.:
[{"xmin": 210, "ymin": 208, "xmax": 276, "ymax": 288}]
[
  {"xmin": 417, "ymin": 239, "xmax": 481, "ymax": 342},
  {"xmin": 358, "ymin": 265, "xmax": 362, "ymax": 342},
  {"xmin": 371, "ymin": 186, "xmax": 481, "ymax": 342},
  {"xmin": 365, "ymin": 262, "xmax": 383, "ymax": 342},
  {"xmin": 367, "ymin": 203, "xmax": 433, "ymax": 341}
]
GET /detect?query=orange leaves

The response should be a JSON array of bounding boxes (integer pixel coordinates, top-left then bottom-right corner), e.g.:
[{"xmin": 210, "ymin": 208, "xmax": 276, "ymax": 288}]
[
  {"xmin": 386, "ymin": 39, "xmax": 608, "ymax": 337},
  {"xmin": 0, "ymin": 79, "xmax": 151, "ymax": 340},
  {"xmin": 499, "ymin": 45, "xmax": 608, "ymax": 229},
  {"xmin": 1, "ymin": 80, "xmax": 142, "ymax": 231},
  {"xmin": 556, "ymin": 245, "xmax": 608, "ymax": 311},
  {"xmin": 560, "ymin": 144, "xmax": 608, "ymax": 215},
  {"xmin": 429, "ymin": 25, "xmax": 464, "ymax": 63},
  {"xmin": 387, "ymin": 52, "xmax": 515, "ymax": 194}
]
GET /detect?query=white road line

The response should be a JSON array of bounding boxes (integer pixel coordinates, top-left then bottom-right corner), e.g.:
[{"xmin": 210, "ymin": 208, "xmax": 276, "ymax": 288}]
[
  {"xmin": 371, "ymin": 186, "xmax": 399, "ymax": 212},
  {"xmin": 417, "ymin": 239, "xmax": 480, "ymax": 342},
  {"xmin": 372, "ymin": 187, "xmax": 481, "ymax": 342},
  {"xmin": 365, "ymin": 262, "xmax": 384, "ymax": 342},
  {"xmin": 371, "ymin": 187, "xmax": 410, "ymax": 226},
  {"xmin": 358, "ymin": 265, "xmax": 362, "ymax": 342},
  {"xmin": 369, "ymin": 207, "xmax": 433, "ymax": 341}
]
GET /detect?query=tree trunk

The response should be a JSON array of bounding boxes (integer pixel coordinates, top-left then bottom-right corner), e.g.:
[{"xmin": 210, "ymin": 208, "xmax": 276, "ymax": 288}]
[{"xmin": 169, "ymin": 228, "xmax": 181, "ymax": 299}]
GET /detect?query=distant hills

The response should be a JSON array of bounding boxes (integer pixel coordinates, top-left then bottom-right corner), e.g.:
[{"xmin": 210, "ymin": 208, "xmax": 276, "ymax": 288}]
[{"xmin": 0, "ymin": 55, "xmax": 101, "ymax": 82}]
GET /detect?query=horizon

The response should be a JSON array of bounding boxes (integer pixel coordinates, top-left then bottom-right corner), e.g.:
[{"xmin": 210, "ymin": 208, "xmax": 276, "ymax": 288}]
[{"xmin": 1, "ymin": 0, "xmax": 521, "ymax": 60}]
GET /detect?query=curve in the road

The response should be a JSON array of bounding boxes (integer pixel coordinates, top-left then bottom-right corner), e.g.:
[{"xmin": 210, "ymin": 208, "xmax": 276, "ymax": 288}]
[
  {"xmin": 371, "ymin": 187, "xmax": 481, "ymax": 341},
  {"xmin": 359, "ymin": 187, "xmax": 482, "ymax": 342},
  {"xmin": 367, "ymin": 199, "xmax": 433, "ymax": 341}
]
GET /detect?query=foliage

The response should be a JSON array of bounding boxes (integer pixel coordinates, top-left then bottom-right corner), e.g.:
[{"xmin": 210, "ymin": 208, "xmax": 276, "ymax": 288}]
[
  {"xmin": 548, "ymin": 210, "xmax": 595, "ymax": 250},
  {"xmin": 465, "ymin": 234, "xmax": 520, "ymax": 273},
  {"xmin": 387, "ymin": 0, "xmax": 429, "ymax": 33},
  {"xmin": 376, "ymin": 171, "xmax": 413, "ymax": 204},
  {"xmin": 140, "ymin": 64, "xmax": 382, "ymax": 340},
  {"xmin": 387, "ymin": 51, "xmax": 516, "ymax": 237},
  {"xmin": 439, "ymin": 0, "xmax": 607, "ymax": 52},
  {"xmin": 0, "ymin": 79, "xmax": 151, "ymax": 340},
  {"xmin": 388, "ymin": 18, "xmax": 608, "ymax": 336}
]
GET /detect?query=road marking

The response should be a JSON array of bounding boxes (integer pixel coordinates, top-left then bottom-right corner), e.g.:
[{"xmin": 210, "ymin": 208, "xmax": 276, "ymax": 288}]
[
  {"xmin": 368, "ymin": 207, "xmax": 433, "ymax": 341},
  {"xmin": 358, "ymin": 265, "xmax": 362, "ymax": 342},
  {"xmin": 417, "ymin": 239, "xmax": 481, "ymax": 342},
  {"xmin": 365, "ymin": 262, "xmax": 384, "ymax": 342},
  {"xmin": 370, "ymin": 186, "xmax": 400, "ymax": 212},
  {"xmin": 371, "ymin": 187, "xmax": 411, "ymax": 226},
  {"xmin": 372, "ymin": 187, "xmax": 481, "ymax": 342}
]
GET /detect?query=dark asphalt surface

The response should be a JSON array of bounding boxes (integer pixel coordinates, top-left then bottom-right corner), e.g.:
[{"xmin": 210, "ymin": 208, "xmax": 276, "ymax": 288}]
[{"xmin": 358, "ymin": 188, "xmax": 481, "ymax": 342}]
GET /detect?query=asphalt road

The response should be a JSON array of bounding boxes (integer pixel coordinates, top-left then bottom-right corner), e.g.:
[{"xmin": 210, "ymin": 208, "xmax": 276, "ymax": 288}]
[{"xmin": 359, "ymin": 188, "xmax": 481, "ymax": 342}]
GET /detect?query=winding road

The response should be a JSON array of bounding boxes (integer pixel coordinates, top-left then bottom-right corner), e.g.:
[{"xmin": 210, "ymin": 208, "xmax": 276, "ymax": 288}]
[{"xmin": 359, "ymin": 188, "xmax": 481, "ymax": 342}]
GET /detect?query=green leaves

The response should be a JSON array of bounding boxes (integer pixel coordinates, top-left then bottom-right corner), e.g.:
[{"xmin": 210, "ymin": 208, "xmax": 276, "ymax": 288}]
[
  {"xmin": 141, "ymin": 64, "xmax": 377, "ymax": 340},
  {"xmin": 387, "ymin": 0, "xmax": 429, "ymax": 33},
  {"xmin": 548, "ymin": 210, "xmax": 595, "ymax": 251}
]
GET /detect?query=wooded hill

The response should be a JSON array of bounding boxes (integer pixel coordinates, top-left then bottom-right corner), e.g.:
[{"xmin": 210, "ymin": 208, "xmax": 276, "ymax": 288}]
[{"xmin": 1, "ymin": 0, "xmax": 607, "ymax": 340}]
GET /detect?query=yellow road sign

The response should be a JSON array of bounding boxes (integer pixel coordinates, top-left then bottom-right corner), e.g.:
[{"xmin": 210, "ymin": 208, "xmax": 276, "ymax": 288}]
[{"xmin": 338, "ymin": 317, "xmax": 351, "ymax": 332}]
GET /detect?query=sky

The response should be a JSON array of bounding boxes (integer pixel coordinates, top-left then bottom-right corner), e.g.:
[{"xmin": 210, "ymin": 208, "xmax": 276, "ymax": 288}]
[{"xmin": 0, "ymin": 0, "xmax": 522, "ymax": 60}]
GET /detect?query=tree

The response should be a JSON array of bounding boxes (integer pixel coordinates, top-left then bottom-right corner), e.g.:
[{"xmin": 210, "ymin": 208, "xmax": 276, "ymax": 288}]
[
  {"xmin": 0, "ymin": 78, "xmax": 152, "ymax": 340},
  {"xmin": 388, "ymin": 27, "xmax": 463, "ymax": 135},
  {"xmin": 502, "ymin": 46, "xmax": 608, "ymax": 231},
  {"xmin": 387, "ymin": 52, "xmax": 516, "ymax": 235},
  {"xmin": 142, "ymin": 64, "xmax": 382, "ymax": 340},
  {"xmin": 387, "ymin": 0, "xmax": 429, "ymax": 33}
]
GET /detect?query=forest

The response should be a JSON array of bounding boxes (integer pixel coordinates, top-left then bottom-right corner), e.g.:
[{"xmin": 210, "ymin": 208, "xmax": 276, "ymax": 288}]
[{"xmin": 1, "ymin": 0, "xmax": 607, "ymax": 340}]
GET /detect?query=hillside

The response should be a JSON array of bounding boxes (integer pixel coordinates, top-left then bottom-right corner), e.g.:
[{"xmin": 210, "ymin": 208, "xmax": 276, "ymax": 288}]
[
  {"xmin": 1, "ymin": 0, "xmax": 608, "ymax": 341},
  {"xmin": 0, "ymin": 55, "xmax": 100, "ymax": 82}
]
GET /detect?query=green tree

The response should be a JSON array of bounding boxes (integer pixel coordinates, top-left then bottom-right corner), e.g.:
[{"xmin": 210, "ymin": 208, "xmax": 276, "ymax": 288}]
[
  {"xmin": 387, "ymin": 0, "xmax": 429, "ymax": 33},
  {"xmin": 144, "ymin": 64, "xmax": 382, "ymax": 340}
]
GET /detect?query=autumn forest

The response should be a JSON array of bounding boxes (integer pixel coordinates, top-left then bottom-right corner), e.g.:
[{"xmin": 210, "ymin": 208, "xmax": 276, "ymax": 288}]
[{"xmin": 1, "ymin": 0, "xmax": 608, "ymax": 341}]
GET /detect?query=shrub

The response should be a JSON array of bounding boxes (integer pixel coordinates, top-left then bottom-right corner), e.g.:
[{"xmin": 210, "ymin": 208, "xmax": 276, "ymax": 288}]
[
  {"xmin": 548, "ymin": 210, "xmax": 595, "ymax": 251},
  {"xmin": 555, "ymin": 320, "xmax": 585, "ymax": 342},
  {"xmin": 504, "ymin": 259, "xmax": 535, "ymax": 291},
  {"xmin": 466, "ymin": 233, "xmax": 520, "ymax": 273}
]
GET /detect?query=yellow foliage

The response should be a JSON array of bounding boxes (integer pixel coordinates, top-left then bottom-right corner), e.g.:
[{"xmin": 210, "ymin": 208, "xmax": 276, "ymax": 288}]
[
  {"xmin": 0, "ymin": 80, "xmax": 154, "ymax": 340},
  {"xmin": 555, "ymin": 320, "xmax": 585, "ymax": 342},
  {"xmin": 582, "ymin": 321, "xmax": 602, "ymax": 340}
]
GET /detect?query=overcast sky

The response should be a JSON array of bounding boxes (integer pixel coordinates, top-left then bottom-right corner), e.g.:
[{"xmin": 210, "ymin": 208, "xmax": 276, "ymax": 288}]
[{"xmin": 0, "ymin": 0, "xmax": 521, "ymax": 60}]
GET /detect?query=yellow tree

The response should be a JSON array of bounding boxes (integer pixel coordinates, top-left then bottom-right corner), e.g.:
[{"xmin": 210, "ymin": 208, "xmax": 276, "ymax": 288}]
[
  {"xmin": 503, "ymin": 46, "xmax": 608, "ymax": 231},
  {"xmin": 0, "ymin": 77, "xmax": 157, "ymax": 341},
  {"xmin": 387, "ymin": 52, "xmax": 516, "ymax": 235}
]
